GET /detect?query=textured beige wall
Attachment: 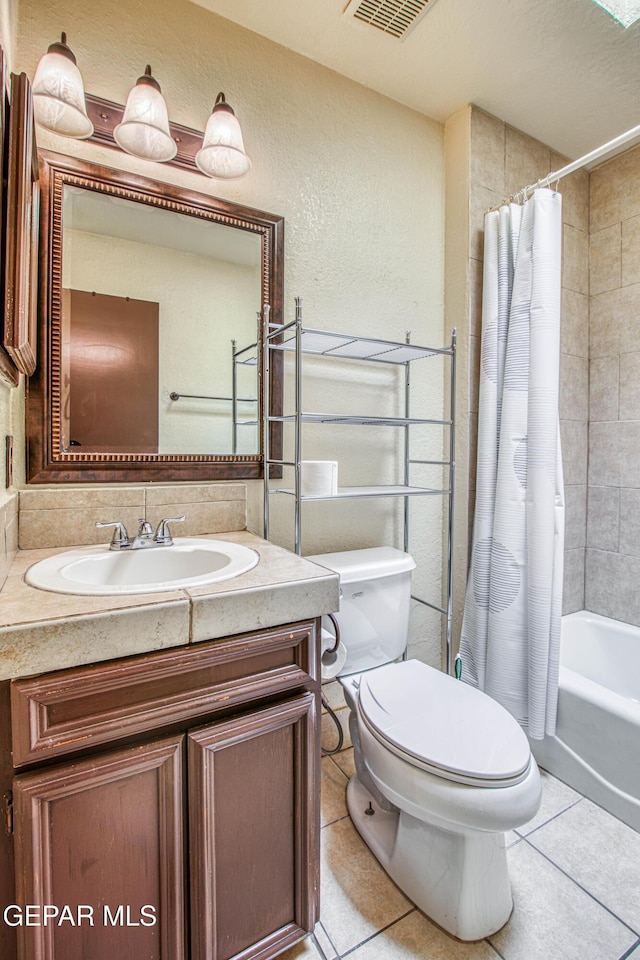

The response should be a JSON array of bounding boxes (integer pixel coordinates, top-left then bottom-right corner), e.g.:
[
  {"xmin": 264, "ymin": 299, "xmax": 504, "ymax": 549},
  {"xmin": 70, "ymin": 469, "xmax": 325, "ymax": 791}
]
[
  {"xmin": 587, "ymin": 144, "xmax": 640, "ymax": 624},
  {"xmin": 13, "ymin": 0, "xmax": 445, "ymax": 659}
]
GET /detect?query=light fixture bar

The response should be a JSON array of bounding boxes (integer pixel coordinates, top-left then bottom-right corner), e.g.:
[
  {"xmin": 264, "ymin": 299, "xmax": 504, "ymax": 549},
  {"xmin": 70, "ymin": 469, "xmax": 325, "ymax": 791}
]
[{"xmin": 84, "ymin": 93, "xmax": 203, "ymax": 173}]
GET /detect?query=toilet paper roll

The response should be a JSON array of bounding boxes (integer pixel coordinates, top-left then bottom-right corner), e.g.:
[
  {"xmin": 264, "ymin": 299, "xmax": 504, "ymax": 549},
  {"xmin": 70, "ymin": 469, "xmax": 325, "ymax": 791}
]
[
  {"xmin": 301, "ymin": 460, "xmax": 338, "ymax": 497},
  {"xmin": 321, "ymin": 627, "xmax": 347, "ymax": 681}
]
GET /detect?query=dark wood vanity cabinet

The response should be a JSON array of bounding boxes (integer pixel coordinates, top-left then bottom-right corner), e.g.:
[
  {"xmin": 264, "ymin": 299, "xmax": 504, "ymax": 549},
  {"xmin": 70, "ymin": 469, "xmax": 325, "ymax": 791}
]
[{"xmin": 1, "ymin": 620, "xmax": 320, "ymax": 960}]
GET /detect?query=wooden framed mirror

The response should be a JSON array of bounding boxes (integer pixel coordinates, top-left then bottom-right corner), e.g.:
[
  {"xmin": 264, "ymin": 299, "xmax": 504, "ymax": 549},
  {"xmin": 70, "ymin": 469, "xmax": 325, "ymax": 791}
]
[{"xmin": 27, "ymin": 152, "xmax": 283, "ymax": 483}]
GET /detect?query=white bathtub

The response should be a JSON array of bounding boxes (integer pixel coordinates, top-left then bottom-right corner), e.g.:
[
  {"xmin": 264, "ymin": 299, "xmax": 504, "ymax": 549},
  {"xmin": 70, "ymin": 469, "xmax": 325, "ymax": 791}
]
[{"xmin": 530, "ymin": 610, "xmax": 640, "ymax": 833}]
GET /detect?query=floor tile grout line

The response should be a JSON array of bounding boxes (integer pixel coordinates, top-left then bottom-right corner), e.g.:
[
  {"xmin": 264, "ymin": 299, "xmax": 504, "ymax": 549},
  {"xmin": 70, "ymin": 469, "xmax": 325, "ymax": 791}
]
[
  {"xmin": 321, "ymin": 812, "xmax": 350, "ymax": 829},
  {"xmin": 311, "ymin": 932, "xmax": 331, "ymax": 960},
  {"xmin": 337, "ymin": 907, "xmax": 416, "ymax": 958},
  {"xmin": 487, "ymin": 940, "xmax": 508, "ymax": 960},
  {"xmin": 521, "ymin": 835, "xmax": 640, "ymax": 938},
  {"xmin": 317, "ymin": 920, "xmax": 341, "ymax": 960},
  {"xmin": 618, "ymin": 937, "xmax": 640, "ymax": 960},
  {"xmin": 515, "ymin": 795, "xmax": 584, "ymax": 840}
]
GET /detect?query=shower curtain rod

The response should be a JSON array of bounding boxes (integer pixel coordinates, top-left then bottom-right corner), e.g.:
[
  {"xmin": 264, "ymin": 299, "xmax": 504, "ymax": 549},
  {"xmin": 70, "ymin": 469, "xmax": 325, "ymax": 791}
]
[{"xmin": 490, "ymin": 122, "xmax": 640, "ymax": 209}]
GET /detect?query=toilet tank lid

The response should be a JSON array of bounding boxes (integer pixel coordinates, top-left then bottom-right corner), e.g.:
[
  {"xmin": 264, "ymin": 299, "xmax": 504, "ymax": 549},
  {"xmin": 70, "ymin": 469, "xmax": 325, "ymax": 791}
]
[{"xmin": 305, "ymin": 547, "xmax": 415, "ymax": 584}]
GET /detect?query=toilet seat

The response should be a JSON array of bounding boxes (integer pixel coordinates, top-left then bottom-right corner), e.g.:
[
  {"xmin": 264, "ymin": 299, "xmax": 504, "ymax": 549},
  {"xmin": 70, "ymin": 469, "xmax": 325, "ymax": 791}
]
[{"xmin": 357, "ymin": 660, "xmax": 532, "ymax": 788}]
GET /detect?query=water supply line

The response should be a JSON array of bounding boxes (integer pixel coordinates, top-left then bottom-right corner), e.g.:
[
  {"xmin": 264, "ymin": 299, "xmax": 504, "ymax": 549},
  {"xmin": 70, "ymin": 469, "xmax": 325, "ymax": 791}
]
[{"xmin": 321, "ymin": 613, "xmax": 345, "ymax": 755}]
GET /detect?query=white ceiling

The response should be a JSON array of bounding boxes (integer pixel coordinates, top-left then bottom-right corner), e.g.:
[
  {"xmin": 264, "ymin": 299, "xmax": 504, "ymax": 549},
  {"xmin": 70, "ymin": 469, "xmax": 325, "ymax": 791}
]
[{"xmin": 190, "ymin": 0, "xmax": 640, "ymax": 161}]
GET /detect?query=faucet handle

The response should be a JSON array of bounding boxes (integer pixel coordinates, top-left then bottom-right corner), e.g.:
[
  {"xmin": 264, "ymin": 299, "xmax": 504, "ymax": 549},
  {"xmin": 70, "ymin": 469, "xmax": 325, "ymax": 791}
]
[
  {"xmin": 153, "ymin": 515, "xmax": 186, "ymax": 546},
  {"xmin": 96, "ymin": 521, "xmax": 130, "ymax": 550}
]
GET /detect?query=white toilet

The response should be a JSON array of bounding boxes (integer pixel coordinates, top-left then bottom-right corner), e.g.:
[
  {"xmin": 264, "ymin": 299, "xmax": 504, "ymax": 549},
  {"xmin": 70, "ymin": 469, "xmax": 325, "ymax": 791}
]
[{"xmin": 308, "ymin": 546, "xmax": 541, "ymax": 942}]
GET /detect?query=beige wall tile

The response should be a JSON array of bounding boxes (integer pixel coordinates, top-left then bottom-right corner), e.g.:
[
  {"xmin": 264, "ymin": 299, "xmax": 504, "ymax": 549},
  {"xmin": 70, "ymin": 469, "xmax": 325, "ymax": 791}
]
[
  {"xmin": 561, "ymin": 289, "xmax": 589, "ymax": 359},
  {"xmin": 563, "ymin": 547, "xmax": 585, "ymax": 615},
  {"xmin": 586, "ymin": 486, "xmax": 619, "ymax": 551},
  {"xmin": 144, "ymin": 500, "xmax": 245, "ymax": 537},
  {"xmin": 620, "ymin": 283, "xmax": 640, "ymax": 349},
  {"xmin": 0, "ymin": 504, "xmax": 8, "ymax": 591},
  {"xmin": 505, "ymin": 127, "xmax": 552, "ymax": 198},
  {"xmin": 619, "ymin": 353, "xmax": 640, "ymax": 421},
  {"xmin": 564, "ymin": 485, "xmax": 587, "ymax": 550},
  {"xmin": 591, "ymin": 146, "xmax": 640, "ymax": 233},
  {"xmin": 589, "ymin": 357, "xmax": 619, "ymax": 422},
  {"xmin": 560, "ymin": 420, "xmax": 588, "ymax": 485},
  {"xmin": 588, "ymin": 421, "xmax": 621, "ymax": 487},
  {"xmin": 469, "ymin": 182, "xmax": 503, "ymax": 260},
  {"xmin": 19, "ymin": 487, "xmax": 145, "ymax": 511},
  {"xmin": 145, "ymin": 483, "xmax": 246, "ymax": 505},
  {"xmin": 622, "ymin": 215, "xmax": 640, "ymax": 287},
  {"xmin": 470, "ymin": 106, "xmax": 505, "ymax": 195},
  {"xmin": 619, "ymin": 488, "xmax": 640, "ymax": 558},
  {"xmin": 586, "ymin": 549, "xmax": 640, "ymax": 626},
  {"xmin": 563, "ymin": 225, "xmax": 589, "ymax": 295},
  {"xmin": 469, "ymin": 340, "xmax": 481, "ymax": 418},
  {"xmin": 19, "ymin": 506, "xmax": 145, "ymax": 549},
  {"xmin": 590, "ymin": 287, "xmax": 629, "ymax": 358},
  {"xmin": 589, "ymin": 224, "xmax": 621, "ymax": 296},
  {"xmin": 618, "ymin": 421, "xmax": 640, "ymax": 488},
  {"xmin": 560, "ymin": 355, "xmax": 588, "ymax": 421},
  {"xmin": 550, "ymin": 159, "xmax": 589, "ymax": 233},
  {"xmin": 468, "ymin": 258, "xmax": 484, "ymax": 341}
]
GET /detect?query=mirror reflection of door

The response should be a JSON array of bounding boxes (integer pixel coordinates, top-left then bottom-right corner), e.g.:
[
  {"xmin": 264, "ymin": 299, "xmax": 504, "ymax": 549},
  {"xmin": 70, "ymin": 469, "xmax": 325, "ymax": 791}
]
[
  {"xmin": 60, "ymin": 184, "xmax": 262, "ymax": 456},
  {"xmin": 62, "ymin": 289, "xmax": 159, "ymax": 453}
]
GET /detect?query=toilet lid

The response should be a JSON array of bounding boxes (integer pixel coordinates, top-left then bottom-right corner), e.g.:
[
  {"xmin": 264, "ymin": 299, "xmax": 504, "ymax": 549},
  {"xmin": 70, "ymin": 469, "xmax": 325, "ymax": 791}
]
[{"xmin": 358, "ymin": 660, "xmax": 531, "ymax": 785}]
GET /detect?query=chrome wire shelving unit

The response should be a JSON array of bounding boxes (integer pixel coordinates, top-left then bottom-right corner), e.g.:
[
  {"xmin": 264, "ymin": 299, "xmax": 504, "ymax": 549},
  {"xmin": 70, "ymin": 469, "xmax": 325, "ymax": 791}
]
[
  {"xmin": 230, "ymin": 313, "xmax": 262, "ymax": 454},
  {"xmin": 263, "ymin": 297, "xmax": 457, "ymax": 673}
]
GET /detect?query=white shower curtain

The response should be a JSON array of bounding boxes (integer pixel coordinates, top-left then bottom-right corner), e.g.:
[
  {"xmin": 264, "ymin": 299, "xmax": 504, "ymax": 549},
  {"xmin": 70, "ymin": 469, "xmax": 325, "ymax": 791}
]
[{"xmin": 459, "ymin": 188, "xmax": 565, "ymax": 740}]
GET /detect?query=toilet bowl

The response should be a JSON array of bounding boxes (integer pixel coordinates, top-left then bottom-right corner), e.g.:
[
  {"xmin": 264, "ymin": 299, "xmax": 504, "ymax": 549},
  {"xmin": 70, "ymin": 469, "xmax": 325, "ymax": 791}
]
[
  {"xmin": 308, "ymin": 547, "xmax": 542, "ymax": 941},
  {"xmin": 342, "ymin": 660, "xmax": 541, "ymax": 940}
]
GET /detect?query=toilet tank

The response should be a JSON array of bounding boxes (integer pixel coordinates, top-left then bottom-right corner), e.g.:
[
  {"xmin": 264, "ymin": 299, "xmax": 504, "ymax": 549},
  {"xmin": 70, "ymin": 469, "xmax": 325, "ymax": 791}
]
[{"xmin": 305, "ymin": 547, "xmax": 416, "ymax": 676}]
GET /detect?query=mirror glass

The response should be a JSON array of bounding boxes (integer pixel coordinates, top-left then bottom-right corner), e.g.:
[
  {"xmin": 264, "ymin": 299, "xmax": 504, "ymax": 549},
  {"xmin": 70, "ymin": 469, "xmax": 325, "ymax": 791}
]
[{"xmin": 60, "ymin": 184, "xmax": 262, "ymax": 456}]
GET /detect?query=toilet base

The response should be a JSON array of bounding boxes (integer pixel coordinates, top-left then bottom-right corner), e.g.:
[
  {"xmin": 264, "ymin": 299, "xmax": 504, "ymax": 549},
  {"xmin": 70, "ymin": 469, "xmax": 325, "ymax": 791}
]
[{"xmin": 346, "ymin": 776, "xmax": 513, "ymax": 941}]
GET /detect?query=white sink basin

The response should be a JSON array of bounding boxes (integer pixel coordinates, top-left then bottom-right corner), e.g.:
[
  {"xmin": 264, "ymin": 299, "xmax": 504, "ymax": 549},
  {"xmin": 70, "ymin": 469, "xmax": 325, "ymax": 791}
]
[{"xmin": 25, "ymin": 538, "xmax": 260, "ymax": 596}]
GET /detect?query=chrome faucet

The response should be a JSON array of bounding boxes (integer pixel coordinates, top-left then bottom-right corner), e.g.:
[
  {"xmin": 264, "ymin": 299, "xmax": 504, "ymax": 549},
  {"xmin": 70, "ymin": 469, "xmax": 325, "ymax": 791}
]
[{"xmin": 96, "ymin": 516, "xmax": 185, "ymax": 551}]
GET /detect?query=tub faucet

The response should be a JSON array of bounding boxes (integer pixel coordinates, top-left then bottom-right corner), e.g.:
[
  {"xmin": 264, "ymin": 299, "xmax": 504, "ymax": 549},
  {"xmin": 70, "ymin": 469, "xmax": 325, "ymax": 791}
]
[{"xmin": 96, "ymin": 516, "xmax": 186, "ymax": 550}]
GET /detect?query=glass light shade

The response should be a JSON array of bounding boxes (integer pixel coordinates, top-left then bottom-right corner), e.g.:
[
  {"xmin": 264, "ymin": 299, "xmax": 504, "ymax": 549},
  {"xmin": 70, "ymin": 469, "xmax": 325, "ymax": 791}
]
[
  {"xmin": 32, "ymin": 36, "xmax": 93, "ymax": 139},
  {"xmin": 195, "ymin": 93, "xmax": 251, "ymax": 180},
  {"xmin": 113, "ymin": 67, "xmax": 177, "ymax": 163}
]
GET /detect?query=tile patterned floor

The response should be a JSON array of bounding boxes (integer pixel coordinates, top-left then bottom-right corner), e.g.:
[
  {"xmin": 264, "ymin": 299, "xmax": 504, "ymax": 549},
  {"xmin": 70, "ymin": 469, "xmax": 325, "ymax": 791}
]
[{"xmin": 280, "ymin": 742, "xmax": 640, "ymax": 960}]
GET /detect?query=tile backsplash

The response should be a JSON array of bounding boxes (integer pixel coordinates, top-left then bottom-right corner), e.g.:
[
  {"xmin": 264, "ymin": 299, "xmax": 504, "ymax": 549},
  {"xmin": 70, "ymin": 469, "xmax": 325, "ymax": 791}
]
[
  {"xmin": 0, "ymin": 493, "xmax": 18, "ymax": 589},
  {"xmin": 18, "ymin": 483, "xmax": 247, "ymax": 550}
]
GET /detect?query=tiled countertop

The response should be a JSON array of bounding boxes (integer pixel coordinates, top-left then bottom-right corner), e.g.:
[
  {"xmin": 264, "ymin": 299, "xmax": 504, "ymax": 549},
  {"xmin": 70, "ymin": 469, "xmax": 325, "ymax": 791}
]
[{"xmin": 0, "ymin": 531, "xmax": 339, "ymax": 681}]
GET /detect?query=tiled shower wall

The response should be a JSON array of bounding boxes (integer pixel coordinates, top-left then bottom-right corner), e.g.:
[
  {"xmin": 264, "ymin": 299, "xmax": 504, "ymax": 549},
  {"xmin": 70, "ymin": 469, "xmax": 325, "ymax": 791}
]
[
  {"xmin": 587, "ymin": 144, "xmax": 640, "ymax": 624},
  {"xmin": 467, "ymin": 107, "xmax": 589, "ymax": 615}
]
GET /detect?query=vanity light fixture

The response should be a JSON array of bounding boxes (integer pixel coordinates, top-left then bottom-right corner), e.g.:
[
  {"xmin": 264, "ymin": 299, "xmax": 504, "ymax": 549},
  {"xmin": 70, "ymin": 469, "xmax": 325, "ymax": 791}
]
[
  {"xmin": 113, "ymin": 65, "xmax": 177, "ymax": 163},
  {"xmin": 32, "ymin": 33, "xmax": 94, "ymax": 139},
  {"xmin": 195, "ymin": 92, "xmax": 251, "ymax": 180}
]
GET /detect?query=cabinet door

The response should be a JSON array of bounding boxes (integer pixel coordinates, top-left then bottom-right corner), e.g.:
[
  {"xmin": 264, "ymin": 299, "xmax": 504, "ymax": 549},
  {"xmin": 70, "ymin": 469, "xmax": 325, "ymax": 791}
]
[
  {"xmin": 13, "ymin": 736, "xmax": 185, "ymax": 960},
  {"xmin": 188, "ymin": 693, "xmax": 319, "ymax": 960}
]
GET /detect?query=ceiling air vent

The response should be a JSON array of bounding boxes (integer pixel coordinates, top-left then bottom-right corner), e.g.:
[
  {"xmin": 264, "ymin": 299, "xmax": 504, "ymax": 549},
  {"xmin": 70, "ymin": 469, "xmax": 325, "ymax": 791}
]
[{"xmin": 343, "ymin": 0, "xmax": 436, "ymax": 39}]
